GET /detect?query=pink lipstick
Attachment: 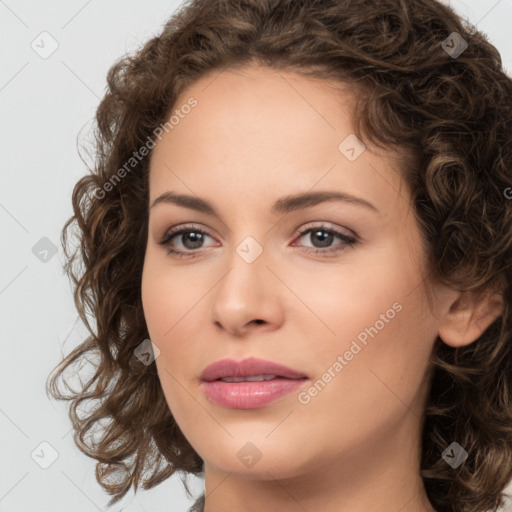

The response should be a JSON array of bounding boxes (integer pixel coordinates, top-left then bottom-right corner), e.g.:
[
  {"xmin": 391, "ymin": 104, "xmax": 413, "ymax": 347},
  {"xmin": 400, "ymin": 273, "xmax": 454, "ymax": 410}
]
[{"xmin": 200, "ymin": 357, "xmax": 309, "ymax": 409}]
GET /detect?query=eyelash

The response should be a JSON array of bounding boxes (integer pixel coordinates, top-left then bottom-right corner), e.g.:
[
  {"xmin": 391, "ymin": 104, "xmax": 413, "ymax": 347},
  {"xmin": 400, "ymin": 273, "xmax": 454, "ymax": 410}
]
[{"xmin": 158, "ymin": 223, "xmax": 358, "ymax": 259}]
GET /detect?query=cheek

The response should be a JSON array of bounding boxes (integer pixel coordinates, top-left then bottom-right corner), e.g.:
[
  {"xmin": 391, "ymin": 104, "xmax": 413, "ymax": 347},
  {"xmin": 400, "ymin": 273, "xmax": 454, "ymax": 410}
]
[
  {"xmin": 141, "ymin": 258, "xmax": 199, "ymax": 422},
  {"xmin": 141, "ymin": 269, "xmax": 170, "ymax": 342},
  {"xmin": 141, "ymin": 251, "xmax": 208, "ymax": 381},
  {"xmin": 141, "ymin": 250, "xmax": 200, "ymax": 341},
  {"xmin": 299, "ymin": 263, "xmax": 435, "ymax": 441},
  {"xmin": 291, "ymin": 311, "xmax": 433, "ymax": 465}
]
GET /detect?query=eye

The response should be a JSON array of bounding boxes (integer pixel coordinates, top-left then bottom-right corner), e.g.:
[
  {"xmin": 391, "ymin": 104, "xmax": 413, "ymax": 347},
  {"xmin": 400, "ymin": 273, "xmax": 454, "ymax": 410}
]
[
  {"xmin": 158, "ymin": 224, "xmax": 218, "ymax": 258},
  {"xmin": 158, "ymin": 222, "xmax": 358, "ymax": 258},
  {"xmin": 291, "ymin": 223, "xmax": 357, "ymax": 256}
]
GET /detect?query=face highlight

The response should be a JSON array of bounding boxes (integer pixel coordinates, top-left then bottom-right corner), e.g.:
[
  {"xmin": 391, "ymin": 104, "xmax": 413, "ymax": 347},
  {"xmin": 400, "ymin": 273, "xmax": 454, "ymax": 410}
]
[{"xmin": 141, "ymin": 64, "xmax": 443, "ymax": 510}]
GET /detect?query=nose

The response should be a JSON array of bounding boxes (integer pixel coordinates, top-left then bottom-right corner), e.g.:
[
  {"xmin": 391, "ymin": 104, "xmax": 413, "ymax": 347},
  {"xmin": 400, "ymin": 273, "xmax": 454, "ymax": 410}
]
[{"xmin": 210, "ymin": 243, "xmax": 285, "ymax": 338}]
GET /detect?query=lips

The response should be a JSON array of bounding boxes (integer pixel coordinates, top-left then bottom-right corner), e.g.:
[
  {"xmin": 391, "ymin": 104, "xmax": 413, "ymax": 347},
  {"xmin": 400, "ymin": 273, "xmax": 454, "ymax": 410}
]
[
  {"xmin": 199, "ymin": 357, "xmax": 308, "ymax": 382},
  {"xmin": 200, "ymin": 357, "xmax": 310, "ymax": 409}
]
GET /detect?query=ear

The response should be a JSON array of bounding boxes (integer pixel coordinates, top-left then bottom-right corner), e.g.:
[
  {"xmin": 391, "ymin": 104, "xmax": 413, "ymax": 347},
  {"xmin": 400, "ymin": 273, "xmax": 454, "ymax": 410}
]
[{"xmin": 437, "ymin": 288, "xmax": 504, "ymax": 348}]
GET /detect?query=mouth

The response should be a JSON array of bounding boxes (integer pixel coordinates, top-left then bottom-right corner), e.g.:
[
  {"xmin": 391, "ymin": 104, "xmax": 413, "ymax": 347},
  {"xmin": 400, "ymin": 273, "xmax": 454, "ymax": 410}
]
[
  {"xmin": 213, "ymin": 374, "xmax": 306, "ymax": 382},
  {"xmin": 199, "ymin": 357, "xmax": 309, "ymax": 409},
  {"xmin": 201, "ymin": 377, "xmax": 309, "ymax": 409},
  {"xmin": 199, "ymin": 356, "xmax": 308, "ymax": 382}
]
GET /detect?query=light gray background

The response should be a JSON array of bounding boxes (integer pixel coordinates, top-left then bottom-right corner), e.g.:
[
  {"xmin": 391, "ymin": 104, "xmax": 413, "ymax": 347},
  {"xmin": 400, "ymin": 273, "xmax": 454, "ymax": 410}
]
[{"xmin": 1, "ymin": 1, "xmax": 511, "ymax": 511}]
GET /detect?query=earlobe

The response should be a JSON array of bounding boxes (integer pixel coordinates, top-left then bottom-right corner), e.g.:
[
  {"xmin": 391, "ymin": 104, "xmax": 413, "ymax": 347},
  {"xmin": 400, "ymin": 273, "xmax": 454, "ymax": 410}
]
[{"xmin": 438, "ymin": 289, "xmax": 504, "ymax": 348}]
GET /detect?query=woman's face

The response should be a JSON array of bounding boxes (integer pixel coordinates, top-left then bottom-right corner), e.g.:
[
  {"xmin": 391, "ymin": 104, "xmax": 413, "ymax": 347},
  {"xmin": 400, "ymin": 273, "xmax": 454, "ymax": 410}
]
[{"xmin": 141, "ymin": 64, "xmax": 444, "ymax": 483}]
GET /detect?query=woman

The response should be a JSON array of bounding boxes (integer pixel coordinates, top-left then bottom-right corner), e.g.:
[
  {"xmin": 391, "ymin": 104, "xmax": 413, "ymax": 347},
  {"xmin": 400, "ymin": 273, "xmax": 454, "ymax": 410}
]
[{"xmin": 47, "ymin": 0, "xmax": 512, "ymax": 511}]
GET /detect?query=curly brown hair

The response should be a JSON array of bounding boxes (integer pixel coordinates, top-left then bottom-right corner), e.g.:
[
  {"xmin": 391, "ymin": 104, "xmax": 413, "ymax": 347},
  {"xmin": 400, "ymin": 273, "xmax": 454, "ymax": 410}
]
[{"xmin": 46, "ymin": 0, "xmax": 512, "ymax": 510}]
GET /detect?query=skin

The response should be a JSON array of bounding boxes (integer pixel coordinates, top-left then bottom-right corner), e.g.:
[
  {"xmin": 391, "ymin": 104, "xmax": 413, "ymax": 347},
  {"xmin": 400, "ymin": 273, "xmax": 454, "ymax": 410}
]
[{"xmin": 141, "ymin": 64, "xmax": 503, "ymax": 512}]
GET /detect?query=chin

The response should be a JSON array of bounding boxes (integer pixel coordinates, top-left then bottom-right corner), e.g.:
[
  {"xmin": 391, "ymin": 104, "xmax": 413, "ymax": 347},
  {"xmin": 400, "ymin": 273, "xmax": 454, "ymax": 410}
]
[{"xmin": 197, "ymin": 436, "xmax": 313, "ymax": 479}]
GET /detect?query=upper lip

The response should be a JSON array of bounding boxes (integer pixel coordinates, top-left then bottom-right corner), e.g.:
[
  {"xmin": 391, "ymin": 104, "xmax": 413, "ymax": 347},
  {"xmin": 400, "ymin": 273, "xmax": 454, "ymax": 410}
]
[{"xmin": 200, "ymin": 357, "xmax": 308, "ymax": 382}]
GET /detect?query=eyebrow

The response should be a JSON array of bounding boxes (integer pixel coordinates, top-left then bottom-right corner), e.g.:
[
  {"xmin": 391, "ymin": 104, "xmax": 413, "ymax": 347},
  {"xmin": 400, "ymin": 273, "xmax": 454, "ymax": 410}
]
[{"xmin": 150, "ymin": 190, "xmax": 379, "ymax": 215}]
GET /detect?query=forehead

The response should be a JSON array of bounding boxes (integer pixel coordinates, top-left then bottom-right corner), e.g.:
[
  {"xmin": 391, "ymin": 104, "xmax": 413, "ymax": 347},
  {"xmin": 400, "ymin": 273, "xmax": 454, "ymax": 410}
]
[
  {"xmin": 148, "ymin": 64, "xmax": 409, "ymax": 221},
  {"xmin": 173, "ymin": 64, "xmax": 359, "ymax": 145}
]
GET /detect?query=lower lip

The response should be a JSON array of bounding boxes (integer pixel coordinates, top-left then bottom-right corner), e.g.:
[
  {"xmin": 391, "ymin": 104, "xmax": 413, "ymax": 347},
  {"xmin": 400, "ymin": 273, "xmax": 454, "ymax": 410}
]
[{"xmin": 201, "ymin": 378, "xmax": 308, "ymax": 409}]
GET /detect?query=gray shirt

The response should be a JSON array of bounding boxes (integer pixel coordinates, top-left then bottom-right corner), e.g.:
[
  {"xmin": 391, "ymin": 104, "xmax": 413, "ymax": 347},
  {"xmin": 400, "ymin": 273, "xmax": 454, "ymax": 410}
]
[{"xmin": 188, "ymin": 493, "xmax": 205, "ymax": 512}]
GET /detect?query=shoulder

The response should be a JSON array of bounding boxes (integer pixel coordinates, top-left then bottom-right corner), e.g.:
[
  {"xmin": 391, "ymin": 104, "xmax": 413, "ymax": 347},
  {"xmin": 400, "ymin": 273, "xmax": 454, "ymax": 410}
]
[{"xmin": 188, "ymin": 493, "xmax": 205, "ymax": 512}]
